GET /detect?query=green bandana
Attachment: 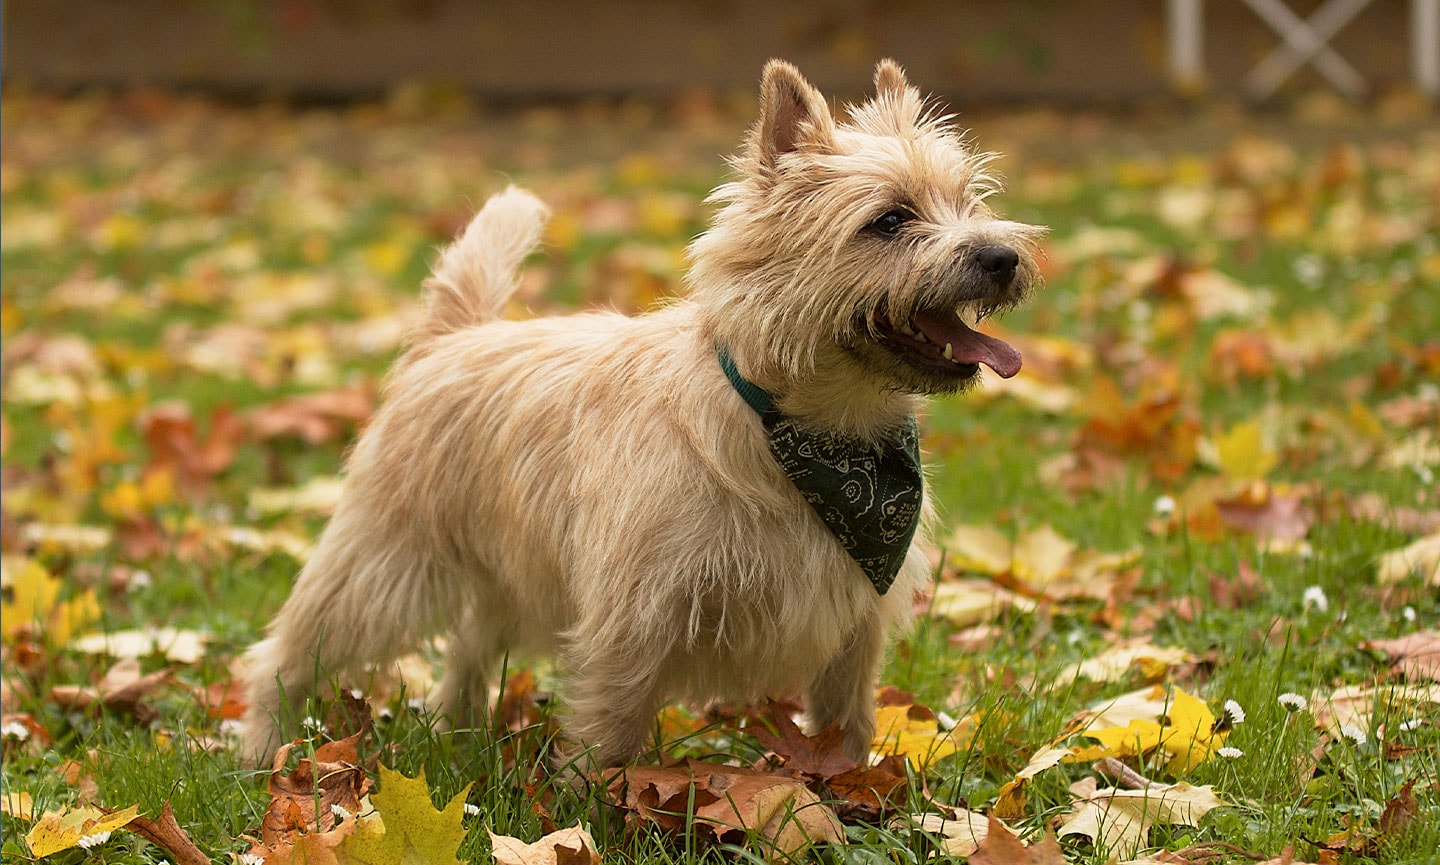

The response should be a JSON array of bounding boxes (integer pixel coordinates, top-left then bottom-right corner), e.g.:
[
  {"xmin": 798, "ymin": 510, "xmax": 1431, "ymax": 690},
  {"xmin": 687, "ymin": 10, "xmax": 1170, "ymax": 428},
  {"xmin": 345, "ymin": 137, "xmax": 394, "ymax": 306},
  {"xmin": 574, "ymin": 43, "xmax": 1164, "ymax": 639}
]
[{"xmin": 718, "ymin": 347, "xmax": 923, "ymax": 595}]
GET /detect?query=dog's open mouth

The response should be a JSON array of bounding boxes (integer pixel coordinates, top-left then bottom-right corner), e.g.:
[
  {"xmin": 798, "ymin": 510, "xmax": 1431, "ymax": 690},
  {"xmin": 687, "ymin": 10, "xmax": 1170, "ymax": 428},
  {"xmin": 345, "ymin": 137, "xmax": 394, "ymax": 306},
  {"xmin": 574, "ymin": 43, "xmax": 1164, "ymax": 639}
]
[{"xmin": 872, "ymin": 307, "xmax": 1022, "ymax": 379}]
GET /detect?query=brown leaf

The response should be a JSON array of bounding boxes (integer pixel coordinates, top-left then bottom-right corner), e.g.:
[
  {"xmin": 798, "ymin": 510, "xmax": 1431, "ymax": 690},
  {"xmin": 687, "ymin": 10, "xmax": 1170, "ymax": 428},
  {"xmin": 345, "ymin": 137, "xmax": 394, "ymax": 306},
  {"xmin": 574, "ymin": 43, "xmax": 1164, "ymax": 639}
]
[
  {"xmin": 969, "ymin": 815, "xmax": 1064, "ymax": 865},
  {"xmin": 139, "ymin": 402, "xmax": 243, "ymax": 495},
  {"xmin": 110, "ymin": 802, "xmax": 211, "ymax": 865},
  {"xmin": 749, "ymin": 702, "xmax": 858, "ymax": 779},
  {"xmin": 48, "ymin": 658, "xmax": 173, "ymax": 723},
  {"xmin": 825, "ymin": 758, "xmax": 908, "ymax": 821},
  {"xmin": 246, "ymin": 387, "xmax": 374, "ymax": 445},
  {"xmin": 1379, "ymin": 779, "xmax": 1419, "ymax": 836},
  {"xmin": 489, "ymin": 826, "xmax": 600, "ymax": 865},
  {"xmin": 260, "ymin": 730, "xmax": 370, "ymax": 849},
  {"xmin": 605, "ymin": 759, "xmax": 843, "ymax": 855},
  {"xmin": 1214, "ymin": 484, "xmax": 1312, "ymax": 545},
  {"xmin": 1363, "ymin": 631, "xmax": 1440, "ymax": 682}
]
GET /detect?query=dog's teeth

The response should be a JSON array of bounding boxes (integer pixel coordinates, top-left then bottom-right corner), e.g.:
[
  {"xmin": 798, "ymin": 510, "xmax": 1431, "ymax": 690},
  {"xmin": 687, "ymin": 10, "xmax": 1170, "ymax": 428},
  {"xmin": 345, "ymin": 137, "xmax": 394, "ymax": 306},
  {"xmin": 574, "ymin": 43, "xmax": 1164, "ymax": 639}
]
[
  {"xmin": 914, "ymin": 329, "xmax": 928, "ymax": 343},
  {"xmin": 943, "ymin": 342, "xmax": 953, "ymax": 361}
]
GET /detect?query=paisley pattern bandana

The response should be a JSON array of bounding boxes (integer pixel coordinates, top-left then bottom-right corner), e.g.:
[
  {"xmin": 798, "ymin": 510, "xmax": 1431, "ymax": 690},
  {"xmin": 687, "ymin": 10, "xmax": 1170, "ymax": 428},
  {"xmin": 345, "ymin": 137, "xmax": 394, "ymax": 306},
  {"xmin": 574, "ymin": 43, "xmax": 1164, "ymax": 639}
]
[{"xmin": 718, "ymin": 347, "xmax": 923, "ymax": 595}]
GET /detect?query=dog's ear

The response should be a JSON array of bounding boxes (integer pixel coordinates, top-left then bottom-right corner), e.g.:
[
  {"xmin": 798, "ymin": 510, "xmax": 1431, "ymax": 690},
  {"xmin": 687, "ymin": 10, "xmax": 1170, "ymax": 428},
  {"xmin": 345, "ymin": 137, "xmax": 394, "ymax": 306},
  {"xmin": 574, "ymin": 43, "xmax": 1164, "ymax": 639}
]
[
  {"xmin": 753, "ymin": 59, "xmax": 835, "ymax": 167},
  {"xmin": 873, "ymin": 58, "xmax": 909, "ymax": 100}
]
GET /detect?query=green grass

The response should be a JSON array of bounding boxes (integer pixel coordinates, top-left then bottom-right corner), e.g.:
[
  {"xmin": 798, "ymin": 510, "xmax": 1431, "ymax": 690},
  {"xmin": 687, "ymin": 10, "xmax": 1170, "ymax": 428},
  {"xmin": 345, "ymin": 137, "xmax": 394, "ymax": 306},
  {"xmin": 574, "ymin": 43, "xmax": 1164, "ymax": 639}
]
[{"xmin": 2, "ymin": 90, "xmax": 1438, "ymax": 864}]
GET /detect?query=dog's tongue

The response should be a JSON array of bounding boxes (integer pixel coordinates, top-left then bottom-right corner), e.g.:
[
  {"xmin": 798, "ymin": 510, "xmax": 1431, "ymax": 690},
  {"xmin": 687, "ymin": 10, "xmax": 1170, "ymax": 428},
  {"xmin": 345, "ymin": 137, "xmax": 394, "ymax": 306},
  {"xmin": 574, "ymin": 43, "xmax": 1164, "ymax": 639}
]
[{"xmin": 913, "ymin": 310, "xmax": 1023, "ymax": 378}]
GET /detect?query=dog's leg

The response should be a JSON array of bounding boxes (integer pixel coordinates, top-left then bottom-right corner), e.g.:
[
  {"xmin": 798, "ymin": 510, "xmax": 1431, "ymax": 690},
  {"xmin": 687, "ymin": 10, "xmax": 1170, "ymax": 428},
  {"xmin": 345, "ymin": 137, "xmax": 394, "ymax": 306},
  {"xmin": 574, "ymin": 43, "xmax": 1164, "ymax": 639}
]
[
  {"xmin": 806, "ymin": 608, "xmax": 884, "ymax": 763},
  {"xmin": 559, "ymin": 625, "xmax": 672, "ymax": 770},
  {"xmin": 433, "ymin": 605, "xmax": 508, "ymax": 733},
  {"xmin": 238, "ymin": 509, "xmax": 446, "ymax": 764}
]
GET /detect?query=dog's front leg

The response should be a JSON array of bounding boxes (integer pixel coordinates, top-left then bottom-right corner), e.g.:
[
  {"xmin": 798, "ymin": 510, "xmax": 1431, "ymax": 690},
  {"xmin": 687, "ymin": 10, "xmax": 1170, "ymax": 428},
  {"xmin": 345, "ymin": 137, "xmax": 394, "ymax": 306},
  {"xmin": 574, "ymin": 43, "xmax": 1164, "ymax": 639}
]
[
  {"xmin": 560, "ymin": 623, "xmax": 671, "ymax": 771},
  {"xmin": 805, "ymin": 606, "xmax": 884, "ymax": 763}
]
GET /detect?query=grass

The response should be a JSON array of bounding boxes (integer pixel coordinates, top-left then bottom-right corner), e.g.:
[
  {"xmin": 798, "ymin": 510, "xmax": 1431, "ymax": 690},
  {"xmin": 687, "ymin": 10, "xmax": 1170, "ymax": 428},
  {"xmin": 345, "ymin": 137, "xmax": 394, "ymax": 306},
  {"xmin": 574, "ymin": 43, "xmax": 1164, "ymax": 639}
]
[{"xmin": 2, "ymin": 88, "xmax": 1438, "ymax": 864}]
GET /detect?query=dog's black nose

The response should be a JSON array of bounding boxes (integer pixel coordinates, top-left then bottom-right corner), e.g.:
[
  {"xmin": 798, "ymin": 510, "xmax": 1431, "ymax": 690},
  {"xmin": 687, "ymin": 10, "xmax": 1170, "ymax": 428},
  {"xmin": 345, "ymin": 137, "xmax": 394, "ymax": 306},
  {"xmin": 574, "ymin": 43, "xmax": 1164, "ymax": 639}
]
[{"xmin": 976, "ymin": 245, "xmax": 1020, "ymax": 281}]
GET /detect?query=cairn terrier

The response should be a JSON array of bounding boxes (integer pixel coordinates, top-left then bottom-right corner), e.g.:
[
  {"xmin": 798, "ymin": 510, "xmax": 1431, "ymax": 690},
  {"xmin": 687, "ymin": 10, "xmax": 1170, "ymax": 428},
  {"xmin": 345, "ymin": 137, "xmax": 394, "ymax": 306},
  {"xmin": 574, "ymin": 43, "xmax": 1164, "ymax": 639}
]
[{"xmin": 239, "ymin": 59, "xmax": 1042, "ymax": 767}]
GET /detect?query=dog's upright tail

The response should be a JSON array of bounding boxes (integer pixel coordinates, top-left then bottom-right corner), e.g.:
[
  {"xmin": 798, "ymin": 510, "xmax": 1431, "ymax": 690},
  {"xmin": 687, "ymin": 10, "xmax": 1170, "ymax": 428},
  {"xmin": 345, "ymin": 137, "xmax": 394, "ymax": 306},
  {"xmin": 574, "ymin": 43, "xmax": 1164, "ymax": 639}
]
[{"xmin": 416, "ymin": 186, "xmax": 550, "ymax": 344}]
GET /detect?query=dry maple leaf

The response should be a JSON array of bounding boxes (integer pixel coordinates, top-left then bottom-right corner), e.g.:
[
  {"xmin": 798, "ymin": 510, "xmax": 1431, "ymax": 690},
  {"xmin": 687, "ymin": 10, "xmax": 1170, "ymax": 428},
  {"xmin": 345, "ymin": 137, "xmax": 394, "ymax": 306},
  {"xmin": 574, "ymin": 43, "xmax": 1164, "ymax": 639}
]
[
  {"xmin": 139, "ymin": 401, "xmax": 244, "ymax": 496},
  {"xmin": 110, "ymin": 801, "xmax": 211, "ymax": 865},
  {"xmin": 257, "ymin": 731, "xmax": 372, "ymax": 852},
  {"xmin": 488, "ymin": 826, "xmax": 599, "ymax": 865},
  {"xmin": 1362, "ymin": 631, "xmax": 1440, "ymax": 683},
  {"xmin": 49, "ymin": 657, "xmax": 173, "ymax": 724},
  {"xmin": 604, "ymin": 759, "xmax": 843, "ymax": 856},
  {"xmin": 246, "ymin": 387, "xmax": 375, "ymax": 445},
  {"xmin": 1058, "ymin": 781, "xmax": 1225, "ymax": 857},
  {"xmin": 749, "ymin": 702, "xmax": 858, "ymax": 779},
  {"xmin": 969, "ymin": 814, "xmax": 1065, "ymax": 865}
]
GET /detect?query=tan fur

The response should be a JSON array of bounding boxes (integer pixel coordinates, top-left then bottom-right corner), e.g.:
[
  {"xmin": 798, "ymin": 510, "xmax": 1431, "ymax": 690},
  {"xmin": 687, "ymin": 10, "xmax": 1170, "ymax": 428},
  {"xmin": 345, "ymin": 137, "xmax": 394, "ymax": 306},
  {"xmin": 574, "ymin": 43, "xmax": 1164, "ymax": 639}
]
[{"xmin": 238, "ymin": 59, "xmax": 1043, "ymax": 768}]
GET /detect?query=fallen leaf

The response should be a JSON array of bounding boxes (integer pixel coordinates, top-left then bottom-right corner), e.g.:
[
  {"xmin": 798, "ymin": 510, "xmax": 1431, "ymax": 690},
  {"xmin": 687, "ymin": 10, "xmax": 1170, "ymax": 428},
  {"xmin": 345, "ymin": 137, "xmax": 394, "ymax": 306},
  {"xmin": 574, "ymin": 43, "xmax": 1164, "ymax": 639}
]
[
  {"xmin": 910, "ymin": 810, "xmax": 1009, "ymax": 859},
  {"xmin": 111, "ymin": 802, "xmax": 211, "ymax": 865},
  {"xmin": 49, "ymin": 658, "xmax": 173, "ymax": 723},
  {"xmin": 1, "ymin": 790, "xmax": 35, "ymax": 821},
  {"xmin": 1063, "ymin": 640, "xmax": 1195, "ymax": 684},
  {"xmin": 750, "ymin": 703, "xmax": 858, "ymax": 779},
  {"xmin": 24, "ymin": 804, "xmax": 140, "ymax": 857},
  {"xmin": 69, "ymin": 627, "xmax": 210, "ymax": 664},
  {"xmin": 0, "ymin": 556, "xmax": 100, "ymax": 646},
  {"xmin": 1070, "ymin": 685, "xmax": 1227, "ymax": 775},
  {"xmin": 1311, "ymin": 682, "xmax": 1440, "ymax": 735},
  {"xmin": 969, "ymin": 814, "xmax": 1065, "ymax": 865},
  {"xmin": 247, "ymin": 387, "xmax": 374, "ymax": 445},
  {"xmin": 258, "ymin": 731, "xmax": 372, "ymax": 853},
  {"xmin": 605, "ymin": 760, "xmax": 844, "ymax": 856},
  {"xmin": 872, "ymin": 703, "xmax": 965, "ymax": 769},
  {"xmin": 333, "ymin": 763, "xmax": 472, "ymax": 865},
  {"xmin": 993, "ymin": 746, "xmax": 1074, "ymax": 817},
  {"xmin": 1058, "ymin": 781, "xmax": 1225, "ymax": 856},
  {"xmin": 1362, "ymin": 631, "xmax": 1440, "ymax": 682},
  {"xmin": 1213, "ymin": 419, "xmax": 1277, "ymax": 480},
  {"xmin": 488, "ymin": 825, "xmax": 599, "ymax": 865},
  {"xmin": 1376, "ymin": 531, "xmax": 1440, "ymax": 586}
]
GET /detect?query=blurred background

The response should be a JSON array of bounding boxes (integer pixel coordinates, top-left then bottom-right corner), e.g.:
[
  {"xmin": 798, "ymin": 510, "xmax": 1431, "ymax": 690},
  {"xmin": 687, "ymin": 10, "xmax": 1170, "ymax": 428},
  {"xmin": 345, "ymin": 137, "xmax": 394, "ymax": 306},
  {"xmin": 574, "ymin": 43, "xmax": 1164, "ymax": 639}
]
[{"xmin": 5, "ymin": 0, "xmax": 1437, "ymax": 106}]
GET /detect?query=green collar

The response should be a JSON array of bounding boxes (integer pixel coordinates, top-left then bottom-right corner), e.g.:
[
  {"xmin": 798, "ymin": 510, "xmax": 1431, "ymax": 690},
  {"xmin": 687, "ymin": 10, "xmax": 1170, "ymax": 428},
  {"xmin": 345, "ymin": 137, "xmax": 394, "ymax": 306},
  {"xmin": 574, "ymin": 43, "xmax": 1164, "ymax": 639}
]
[{"xmin": 718, "ymin": 347, "xmax": 922, "ymax": 595}]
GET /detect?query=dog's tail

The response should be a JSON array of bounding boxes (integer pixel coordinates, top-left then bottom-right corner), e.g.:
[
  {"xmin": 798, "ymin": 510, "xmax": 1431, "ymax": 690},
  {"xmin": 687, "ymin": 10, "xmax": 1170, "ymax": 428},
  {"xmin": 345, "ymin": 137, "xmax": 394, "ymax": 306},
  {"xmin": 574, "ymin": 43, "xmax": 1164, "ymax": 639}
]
[{"xmin": 416, "ymin": 186, "xmax": 550, "ymax": 343}]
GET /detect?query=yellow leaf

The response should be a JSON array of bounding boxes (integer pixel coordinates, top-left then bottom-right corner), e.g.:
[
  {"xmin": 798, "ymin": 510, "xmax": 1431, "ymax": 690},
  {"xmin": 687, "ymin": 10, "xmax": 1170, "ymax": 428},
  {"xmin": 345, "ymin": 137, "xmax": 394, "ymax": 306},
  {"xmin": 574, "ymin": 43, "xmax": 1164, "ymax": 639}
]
[
  {"xmin": 0, "ymin": 557, "xmax": 99, "ymax": 646},
  {"xmin": 25, "ymin": 804, "xmax": 140, "ymax": 857},
  {"xmin": 872, "ymin": 705, "xmax": 963, "ymax": 769},
  {"xmin": 1, "ymin": 791, "xmax": 35, "ymax": 821},
  {"xmin": 334, "ymin": 764, "xmax": 472, "ymax": 865},
  {"xmin": 1214, "ymin": 419, "xmax": 1277, "ymax": 481},
  {"xmin": 1059, "ymin": 782, "xmax": 1225, "ymax": 856},
  {"xmin": 947, "ymin": 524, "xmax": 1012, "ymax": 575},
  {"xmin": 1076, "ymin": 686, "xmax": 1224, "ymax": 775}
]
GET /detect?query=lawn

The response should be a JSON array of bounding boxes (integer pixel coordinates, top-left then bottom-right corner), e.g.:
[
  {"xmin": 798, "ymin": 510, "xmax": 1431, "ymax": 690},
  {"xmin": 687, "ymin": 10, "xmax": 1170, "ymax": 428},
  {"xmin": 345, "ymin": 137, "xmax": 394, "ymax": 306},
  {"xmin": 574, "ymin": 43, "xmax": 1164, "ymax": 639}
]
[{"xmin": 1, "ymin": 87, "xmax": 1437, "ymax": 865}]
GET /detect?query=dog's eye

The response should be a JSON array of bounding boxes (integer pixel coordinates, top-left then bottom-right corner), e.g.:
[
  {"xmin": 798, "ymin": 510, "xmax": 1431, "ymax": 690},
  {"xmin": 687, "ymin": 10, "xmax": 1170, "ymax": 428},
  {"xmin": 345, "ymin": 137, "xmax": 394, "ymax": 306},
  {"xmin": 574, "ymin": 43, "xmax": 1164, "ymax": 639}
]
[{"xmin": 869, "ymin": 209, "xmax": 913, "ymax": 238}]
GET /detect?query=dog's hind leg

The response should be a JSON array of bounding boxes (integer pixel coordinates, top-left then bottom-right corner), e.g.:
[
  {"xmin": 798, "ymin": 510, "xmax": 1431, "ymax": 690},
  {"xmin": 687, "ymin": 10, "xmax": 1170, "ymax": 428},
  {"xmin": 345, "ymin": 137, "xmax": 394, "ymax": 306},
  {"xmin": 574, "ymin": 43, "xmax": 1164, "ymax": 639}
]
[
  {"xmin": 238, "ymin": 504, "xmax": 449, "ymax": 764},
  {"xmin": 805, "ymin": 607, "xmax": 884, "ymax": 763},
  {"xmin": 433, "ymin": 602, "xmax": 509, "ymax": 734}
]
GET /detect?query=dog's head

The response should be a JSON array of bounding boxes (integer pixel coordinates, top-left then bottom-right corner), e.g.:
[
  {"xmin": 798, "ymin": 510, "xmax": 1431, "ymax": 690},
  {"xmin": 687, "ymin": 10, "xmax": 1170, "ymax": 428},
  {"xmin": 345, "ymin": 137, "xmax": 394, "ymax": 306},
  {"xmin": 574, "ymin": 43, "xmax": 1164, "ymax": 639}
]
[{"xmin": 692, "ymin": 59, "xmax": 1044, "ymax": 400}]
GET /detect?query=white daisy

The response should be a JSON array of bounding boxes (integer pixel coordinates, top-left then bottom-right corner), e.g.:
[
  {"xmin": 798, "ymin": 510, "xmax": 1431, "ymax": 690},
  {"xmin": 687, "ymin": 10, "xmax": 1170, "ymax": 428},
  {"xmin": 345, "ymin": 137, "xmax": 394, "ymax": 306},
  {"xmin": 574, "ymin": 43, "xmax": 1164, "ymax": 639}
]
[
  {"xmin": 1340, "ymin": 724, "xmax": 1367, "ymax": 746},
  {"xmin": 1, "ymin": 720, "xmax": 31, "ymax": 742},
  {"xmin": 1216, "ymin": 746, "xmax": 1244, "ymax": 759},
  {"xmin": 1302, "ymin": 586, "xmax": 1329, "ymax": 613},
  {"xmin": 1223, "ymin": 699, "xmax": 1246, "ymax": 725},
  {"xmin": 1278, "ymin": 693, "xmax": 1308, "ymax": 712},
  {"xmin": 1399, "ymin": 718, "xmax": 1423, "ymax": 732},
  {"xmin": 330, "ymin": 804, "xmax": 353, "ymax": 821},
  {"xmin": 240, "ymin": 854, "xmax": 266, "ymax": 865},
  {"xmin": 463, "ymin": 803, "xmax": 482, "ymax": 818},
  {"xmin": 1153, "ymin": 495, "xmax": 1177, "ymax": 517},
  {"xmin": 77, "ymin": 832, "xmax": 112, "ymax": 850}
]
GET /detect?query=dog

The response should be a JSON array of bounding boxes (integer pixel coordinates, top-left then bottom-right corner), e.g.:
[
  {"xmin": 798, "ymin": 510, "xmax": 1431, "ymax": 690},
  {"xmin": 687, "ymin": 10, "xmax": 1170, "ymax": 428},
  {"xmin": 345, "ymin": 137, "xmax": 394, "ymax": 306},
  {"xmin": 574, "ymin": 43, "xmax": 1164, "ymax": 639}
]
[{"xmin": 239, "ymin": 58, "xmax": 1042, "ymax": 768}]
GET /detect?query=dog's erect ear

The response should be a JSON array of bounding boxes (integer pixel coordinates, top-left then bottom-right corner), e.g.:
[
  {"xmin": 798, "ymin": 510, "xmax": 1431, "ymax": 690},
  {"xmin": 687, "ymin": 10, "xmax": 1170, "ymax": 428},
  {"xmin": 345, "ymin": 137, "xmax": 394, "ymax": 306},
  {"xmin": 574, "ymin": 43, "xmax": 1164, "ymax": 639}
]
[
  {"xmin": 874, "ymin": 58, "xmax": 910, "ymax": 100},
  {"xmin": 753, "ymin": 59, "xmax": 835, "ymax": 167}
]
